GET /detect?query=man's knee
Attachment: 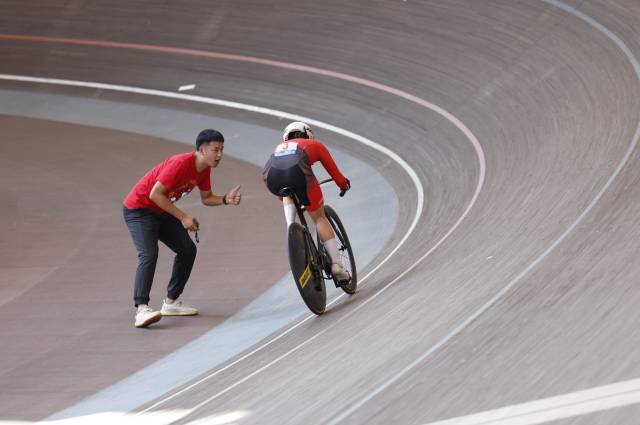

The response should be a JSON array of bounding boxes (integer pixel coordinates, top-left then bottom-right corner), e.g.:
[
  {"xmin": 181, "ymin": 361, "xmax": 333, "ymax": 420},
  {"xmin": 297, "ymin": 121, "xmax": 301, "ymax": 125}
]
[
  {"xmin": 138, "ymin": 248, "xmax": 159, "ymax": 266},
  {"xmin": 180, "ymin": 240, "xmax": 197, "ymax": 261}
]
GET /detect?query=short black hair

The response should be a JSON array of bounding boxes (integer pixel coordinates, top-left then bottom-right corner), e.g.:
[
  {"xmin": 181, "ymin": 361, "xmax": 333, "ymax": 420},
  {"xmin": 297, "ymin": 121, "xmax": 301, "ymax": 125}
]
[{"xmin": 196, "ymin": 129, "xmax": 224, "ymax": 150}]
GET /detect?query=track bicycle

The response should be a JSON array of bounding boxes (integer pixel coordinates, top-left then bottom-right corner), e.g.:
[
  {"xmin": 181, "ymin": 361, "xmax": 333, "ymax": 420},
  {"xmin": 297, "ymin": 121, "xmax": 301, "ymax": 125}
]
[{"xmin": 279, "ymin": 179, "xmax": 357, "ymax": 315}]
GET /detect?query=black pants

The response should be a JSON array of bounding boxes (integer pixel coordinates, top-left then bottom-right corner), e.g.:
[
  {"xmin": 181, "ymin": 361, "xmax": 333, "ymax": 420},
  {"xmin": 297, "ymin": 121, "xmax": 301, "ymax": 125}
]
[
  {"xmin": 123, "ymin": 207, "xmax": 197, "ymax": 306},
  {"xmin": 265, "ymin": 165, "xmax": 310, "ymax": 205}
]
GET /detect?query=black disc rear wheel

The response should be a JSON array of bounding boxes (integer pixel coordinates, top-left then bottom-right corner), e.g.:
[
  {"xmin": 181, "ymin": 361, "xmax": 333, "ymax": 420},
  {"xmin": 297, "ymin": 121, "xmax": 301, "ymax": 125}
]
[{"xmin": 288, "ymin": 222, "xmax": 326, "ymax": 315}]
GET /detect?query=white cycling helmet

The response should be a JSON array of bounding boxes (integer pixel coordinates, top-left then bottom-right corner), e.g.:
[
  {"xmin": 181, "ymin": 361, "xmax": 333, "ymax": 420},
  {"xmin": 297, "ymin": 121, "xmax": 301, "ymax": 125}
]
[{"xmin": 282, "ymin": 121, "xmax": 314, "ymax": 141}]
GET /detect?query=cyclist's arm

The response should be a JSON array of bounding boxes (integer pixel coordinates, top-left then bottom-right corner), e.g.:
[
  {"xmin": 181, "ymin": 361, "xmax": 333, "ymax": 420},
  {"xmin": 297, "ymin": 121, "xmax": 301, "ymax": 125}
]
[{"xmin": 307, "ymin": 140, "xmax": 349, "ymax": 189}]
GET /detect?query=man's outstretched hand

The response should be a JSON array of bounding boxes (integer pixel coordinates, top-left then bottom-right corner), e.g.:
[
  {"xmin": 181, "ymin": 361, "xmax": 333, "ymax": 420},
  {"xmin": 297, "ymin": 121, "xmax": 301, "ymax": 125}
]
[{"xmin": 225, "ymin": 185, "xmax": 242, "ymax": 205}]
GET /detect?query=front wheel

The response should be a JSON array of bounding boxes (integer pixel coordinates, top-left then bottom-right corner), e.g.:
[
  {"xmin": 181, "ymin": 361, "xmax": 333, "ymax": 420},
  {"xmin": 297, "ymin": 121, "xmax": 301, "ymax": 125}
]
[
  {"xmin": 324, "ymin": 205, "xmax": 357, "ymax": 295},
  {"xmin": 288, "ymin": 222, "xmax": 326, "ymax": 315}
]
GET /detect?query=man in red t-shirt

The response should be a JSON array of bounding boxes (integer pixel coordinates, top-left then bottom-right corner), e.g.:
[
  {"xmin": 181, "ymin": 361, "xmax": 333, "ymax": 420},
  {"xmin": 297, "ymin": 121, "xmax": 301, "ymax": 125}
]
[
  {"xmin": 123, "ymin": 129, "xmax": 241, "ymax": 328},
  {"xmin": 263, "ymin": 121, "xmax": 351, "ymax": 283}
]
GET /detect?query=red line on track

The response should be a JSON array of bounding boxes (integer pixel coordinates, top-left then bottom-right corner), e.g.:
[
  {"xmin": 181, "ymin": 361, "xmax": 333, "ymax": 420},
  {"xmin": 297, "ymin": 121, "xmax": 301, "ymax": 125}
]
[{"xmin": 0, "ymin": 33, "xmax": 443, "ymax": 110}]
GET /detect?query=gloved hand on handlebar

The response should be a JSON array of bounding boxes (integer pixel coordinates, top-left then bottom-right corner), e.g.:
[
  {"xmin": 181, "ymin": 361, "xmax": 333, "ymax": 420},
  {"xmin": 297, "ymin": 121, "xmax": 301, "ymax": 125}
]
[{"xmin": 339, "ymin": 178, "xmax": 351, "ymax": 197}]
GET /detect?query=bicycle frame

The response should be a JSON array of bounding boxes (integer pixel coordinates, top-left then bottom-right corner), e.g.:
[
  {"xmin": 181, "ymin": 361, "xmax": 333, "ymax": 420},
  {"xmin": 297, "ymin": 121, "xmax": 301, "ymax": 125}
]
[{"xmin": 281, "ymin": 179, "xmax": 334, "ymax": 281}]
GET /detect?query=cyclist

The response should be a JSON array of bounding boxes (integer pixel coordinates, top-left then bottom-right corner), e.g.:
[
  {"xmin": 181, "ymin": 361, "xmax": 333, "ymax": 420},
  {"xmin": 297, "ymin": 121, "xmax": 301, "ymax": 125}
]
[{"xmin": 262, "ymin": 121, "xmax": 351, "ymax": 284}]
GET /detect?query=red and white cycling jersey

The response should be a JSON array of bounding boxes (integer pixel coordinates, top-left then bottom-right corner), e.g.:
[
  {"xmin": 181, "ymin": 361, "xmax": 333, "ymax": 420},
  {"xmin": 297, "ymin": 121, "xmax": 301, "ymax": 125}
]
[{"xmin": 263, "ymin": 138, "xmax": 348, "ymax": 212}]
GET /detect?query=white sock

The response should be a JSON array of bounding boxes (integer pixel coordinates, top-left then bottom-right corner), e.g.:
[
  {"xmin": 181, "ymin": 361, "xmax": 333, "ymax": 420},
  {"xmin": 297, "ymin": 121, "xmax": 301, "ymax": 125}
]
[
  {"xmin": 323, "ymin": 238, "xmax": 342, "ymax": 266},
  {"xmin": 284, "ymin": 203, "xmax": 296, "ymax": 227}
]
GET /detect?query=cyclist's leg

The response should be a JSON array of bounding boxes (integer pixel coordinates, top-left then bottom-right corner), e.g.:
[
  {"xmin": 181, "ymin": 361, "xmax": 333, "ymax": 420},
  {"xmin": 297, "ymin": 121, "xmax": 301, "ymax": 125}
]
[
  {"xmin": 308, "ymin": 208, "xmax": 340, "ymax": 261},
  {"xmin": 306, "ymin": 179, "xmax": 333, "ymax": 240},
  {"xmin": 306, "ymin": 185, "xmax": 344, "ymax": 268},
  {"xmin": 266, "ymin": 166, "xmax": 306, "ymax": 227},
  {"xmin": 308, "ymin": 203, "xmax": 334, "ymax": 242},
  {"xmin": 309, "ymin": 204, "xmax": 350, "ymax": 282},
  {"xmin": 282, "ymin": 196, "xmax": 297, "ymax": 227},
  {"xmin": 305, "ymin": 180, "xmax": 350, "ymax": 282}
]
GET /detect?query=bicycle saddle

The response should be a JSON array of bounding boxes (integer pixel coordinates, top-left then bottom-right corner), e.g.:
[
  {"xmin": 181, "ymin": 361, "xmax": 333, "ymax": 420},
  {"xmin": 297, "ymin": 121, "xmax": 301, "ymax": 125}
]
[{"xmin": 278, "ymin": 187, "xmax": 295, "ymax": 197}]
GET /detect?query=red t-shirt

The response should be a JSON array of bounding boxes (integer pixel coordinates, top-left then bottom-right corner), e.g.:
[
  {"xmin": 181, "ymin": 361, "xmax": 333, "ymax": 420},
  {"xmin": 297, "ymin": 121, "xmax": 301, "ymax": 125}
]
[{"xmin": 123, "ymin": 152, "xmax": 211, "ymax": 214}]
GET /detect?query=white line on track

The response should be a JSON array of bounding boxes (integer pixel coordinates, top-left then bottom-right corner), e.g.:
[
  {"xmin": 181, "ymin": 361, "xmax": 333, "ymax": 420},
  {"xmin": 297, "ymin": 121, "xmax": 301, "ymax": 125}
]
[
  {"xmin": 421, "ymin": 377, "xmax": 640, "ymax": 425},
  {"xmin": 0, "ymin": 72, "xmax": 485, "ymax": 417},
  {"xmin": 327, "ymin": 0, "xmax": 640, "ymax": 423},
  {"xmin": 178, "ymin": 84, "xmax": 195, "ymax": 92},
  {"xmin": 0, "ymin": 408, "xmax": 249, "ymax": 424},
  {"xmin": 0, "ymin": 75, "xmax": 425, "ymax": 290}
]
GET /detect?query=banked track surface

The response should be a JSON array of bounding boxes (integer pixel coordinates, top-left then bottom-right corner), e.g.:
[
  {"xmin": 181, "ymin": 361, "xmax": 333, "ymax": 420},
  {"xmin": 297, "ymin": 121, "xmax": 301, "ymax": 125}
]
[{"xmin": 2, "ymin": 1, "xmax": 640, "ymax": 424}]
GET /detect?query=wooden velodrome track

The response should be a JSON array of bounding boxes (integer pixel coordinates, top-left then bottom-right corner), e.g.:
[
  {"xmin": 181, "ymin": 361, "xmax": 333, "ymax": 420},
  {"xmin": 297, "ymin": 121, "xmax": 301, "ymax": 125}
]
[{"xmin": 2, "ymin": 1, "xmax": 640, "ymax": 424}]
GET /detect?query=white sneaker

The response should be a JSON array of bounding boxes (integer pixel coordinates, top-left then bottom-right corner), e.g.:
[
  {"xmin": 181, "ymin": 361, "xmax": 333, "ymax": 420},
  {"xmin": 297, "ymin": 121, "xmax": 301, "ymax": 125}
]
[
  {"xmin": 135, "ymin": 306, "xmax": 162, "ymax": 328},
  {"xmin": 161, "ymin": 299, "xmax": 199, "ymax": 316},
  {"xmin": 331, "ymin": 263, "xmax": 351, "ymax": 284}
]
